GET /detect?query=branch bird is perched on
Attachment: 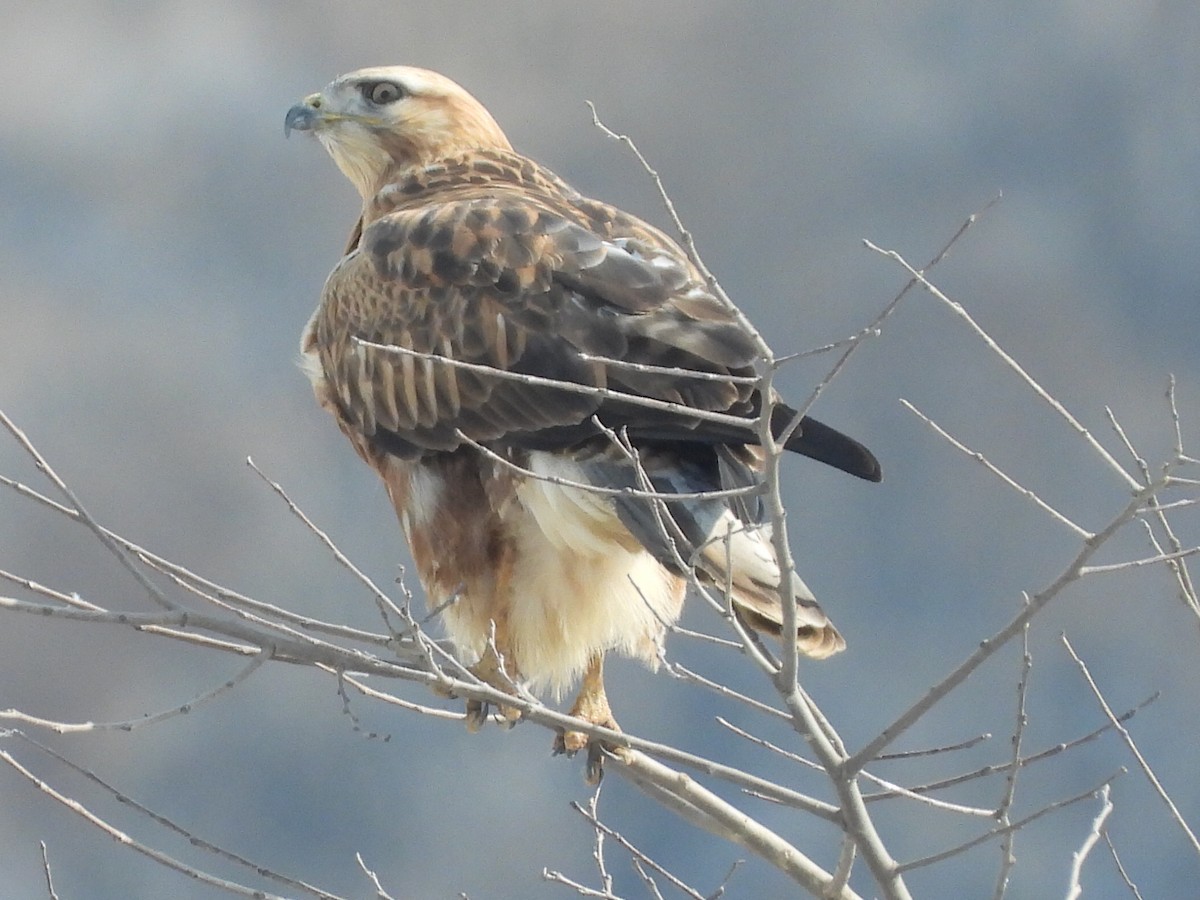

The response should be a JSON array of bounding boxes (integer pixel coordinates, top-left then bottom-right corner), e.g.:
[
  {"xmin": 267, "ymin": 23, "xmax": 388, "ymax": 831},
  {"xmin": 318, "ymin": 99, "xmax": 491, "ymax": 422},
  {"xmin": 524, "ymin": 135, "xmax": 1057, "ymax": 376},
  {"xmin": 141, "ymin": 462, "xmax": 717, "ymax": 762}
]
[{"xmin": 286, "ymin": 66, "xmax": 880, "ymax": 781}]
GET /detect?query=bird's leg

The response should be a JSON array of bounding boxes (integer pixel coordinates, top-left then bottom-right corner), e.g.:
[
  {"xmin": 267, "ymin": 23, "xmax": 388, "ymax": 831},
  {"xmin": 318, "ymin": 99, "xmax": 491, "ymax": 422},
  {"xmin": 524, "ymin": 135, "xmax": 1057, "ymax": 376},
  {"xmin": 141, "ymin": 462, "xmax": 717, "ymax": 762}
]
[
  {"xmin": 465, "ymin": 615, "xmax": 524, "ymax": 731},
  {"xmin": 554, "ymin": 652, "xmax": 620, "ymax": 784}
]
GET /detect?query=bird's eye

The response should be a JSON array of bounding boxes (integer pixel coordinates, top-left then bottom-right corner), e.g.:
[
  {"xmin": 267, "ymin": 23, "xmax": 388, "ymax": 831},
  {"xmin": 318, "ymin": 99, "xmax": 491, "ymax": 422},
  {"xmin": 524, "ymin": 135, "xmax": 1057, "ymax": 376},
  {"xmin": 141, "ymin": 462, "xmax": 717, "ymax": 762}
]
[{"xmin": 363, "ymin": 81, "xmax": 404, "ymax": 105}]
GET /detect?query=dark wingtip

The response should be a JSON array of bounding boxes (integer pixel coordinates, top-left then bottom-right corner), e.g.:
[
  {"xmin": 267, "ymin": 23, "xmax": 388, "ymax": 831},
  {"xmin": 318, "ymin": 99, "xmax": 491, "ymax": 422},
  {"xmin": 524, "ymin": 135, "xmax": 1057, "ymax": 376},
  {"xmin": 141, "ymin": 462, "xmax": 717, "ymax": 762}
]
[{"xmin": 776, "ymin": 408, "xmax": 882, "ymax": 482}]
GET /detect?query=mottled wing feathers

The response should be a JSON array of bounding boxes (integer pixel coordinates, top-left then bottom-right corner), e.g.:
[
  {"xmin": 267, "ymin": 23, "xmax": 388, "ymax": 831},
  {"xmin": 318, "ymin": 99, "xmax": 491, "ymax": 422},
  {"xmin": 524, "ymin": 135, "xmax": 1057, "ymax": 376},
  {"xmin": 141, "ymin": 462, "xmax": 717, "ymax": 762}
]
[
  {"xmin": 314, "ymin": 149, "xmax": 879, "ymax": 484},
  {"xmin": 315, "ymin": 181, "xmax": 762, "ymax": 457}
]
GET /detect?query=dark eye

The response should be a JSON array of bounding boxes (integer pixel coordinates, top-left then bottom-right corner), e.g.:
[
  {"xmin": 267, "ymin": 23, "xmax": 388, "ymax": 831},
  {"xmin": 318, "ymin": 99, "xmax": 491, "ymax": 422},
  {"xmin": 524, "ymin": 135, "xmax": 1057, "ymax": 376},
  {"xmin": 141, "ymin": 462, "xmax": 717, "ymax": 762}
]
[{"xmin": 362, "ymin": 81, "xmax": 404, "ymax": 105}]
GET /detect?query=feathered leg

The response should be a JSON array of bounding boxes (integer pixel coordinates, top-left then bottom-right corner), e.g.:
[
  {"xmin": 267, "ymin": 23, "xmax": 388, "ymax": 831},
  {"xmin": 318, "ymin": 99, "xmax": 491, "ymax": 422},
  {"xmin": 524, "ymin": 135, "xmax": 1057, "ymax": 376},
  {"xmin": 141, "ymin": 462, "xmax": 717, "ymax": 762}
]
[{"xmin": 464, "ymin": 547, "xmax": 524, "ymax": 730}]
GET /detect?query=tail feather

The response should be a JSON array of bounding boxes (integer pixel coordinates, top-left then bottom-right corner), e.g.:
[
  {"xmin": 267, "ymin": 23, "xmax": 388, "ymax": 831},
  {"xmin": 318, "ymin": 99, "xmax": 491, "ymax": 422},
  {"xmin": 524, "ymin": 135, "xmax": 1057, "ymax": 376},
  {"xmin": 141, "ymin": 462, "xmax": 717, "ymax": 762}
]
[
  {"xmin": 584, "ymin": 442, "xmax": 848, "ymax": 660},
  {"xmin": 694, "ymin": 508, "xmax": 845, "ymax": 659}
]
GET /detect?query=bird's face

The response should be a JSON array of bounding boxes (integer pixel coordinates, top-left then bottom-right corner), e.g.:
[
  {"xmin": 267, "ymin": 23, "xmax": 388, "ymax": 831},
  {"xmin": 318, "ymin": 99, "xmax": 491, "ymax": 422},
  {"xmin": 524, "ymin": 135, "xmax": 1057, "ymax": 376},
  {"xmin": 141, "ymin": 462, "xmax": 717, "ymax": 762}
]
[{"xmin": 285, "ymin": 65, "xmax": 512, "ymax": 200}]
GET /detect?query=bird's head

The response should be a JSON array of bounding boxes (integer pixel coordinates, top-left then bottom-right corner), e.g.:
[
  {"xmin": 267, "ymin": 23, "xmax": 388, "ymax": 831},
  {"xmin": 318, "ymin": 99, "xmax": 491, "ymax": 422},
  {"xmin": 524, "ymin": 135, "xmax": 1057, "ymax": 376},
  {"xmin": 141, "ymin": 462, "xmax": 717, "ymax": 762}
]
[{"xmin": 285, "ymin": 66, "xmax": 513, "ymax": 199}]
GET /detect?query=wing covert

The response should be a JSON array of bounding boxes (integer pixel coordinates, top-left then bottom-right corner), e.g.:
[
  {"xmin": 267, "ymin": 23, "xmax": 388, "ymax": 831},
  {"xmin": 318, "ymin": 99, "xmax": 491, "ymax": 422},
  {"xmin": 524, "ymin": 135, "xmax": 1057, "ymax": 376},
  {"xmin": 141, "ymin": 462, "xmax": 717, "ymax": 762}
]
[{"xmin": 312, "ymin": 195, "xmax": 763, "ymax": 457}]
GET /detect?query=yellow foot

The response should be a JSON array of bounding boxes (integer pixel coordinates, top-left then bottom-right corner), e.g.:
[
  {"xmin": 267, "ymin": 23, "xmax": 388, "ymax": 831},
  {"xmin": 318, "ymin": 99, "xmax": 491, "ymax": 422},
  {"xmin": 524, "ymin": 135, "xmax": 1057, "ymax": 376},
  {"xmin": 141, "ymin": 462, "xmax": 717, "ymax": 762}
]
[
  {"xmin": 552, "ymin": 722, "xmax": 619, "ymax": 785},
  {"xmin": 462, "ymin": 644, "xmax": 524, "ymax": 731},
  {"xmin": 552, "ymin": 652, "xmax": 619, "ymax": 784},
  {"xmin": 464, "ymin": 697, "xmax": 523, "ymax": 732}
]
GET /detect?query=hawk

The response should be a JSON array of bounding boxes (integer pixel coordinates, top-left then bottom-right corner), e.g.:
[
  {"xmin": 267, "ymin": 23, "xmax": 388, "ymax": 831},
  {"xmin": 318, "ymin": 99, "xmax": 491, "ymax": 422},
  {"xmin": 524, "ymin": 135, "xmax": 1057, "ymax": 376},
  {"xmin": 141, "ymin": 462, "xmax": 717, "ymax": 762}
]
[{"xmin": 285, "ymin": 66, "xmax": 880, "ymax": 779}]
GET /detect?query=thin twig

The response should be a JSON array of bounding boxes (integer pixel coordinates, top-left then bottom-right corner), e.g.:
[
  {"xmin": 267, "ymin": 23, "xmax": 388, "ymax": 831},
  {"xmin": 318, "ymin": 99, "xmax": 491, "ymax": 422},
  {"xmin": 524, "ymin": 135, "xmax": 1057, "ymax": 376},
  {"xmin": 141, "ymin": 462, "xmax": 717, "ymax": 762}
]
[
  {"xmin": 0, "ymin": 409, "xmax": 179, "ymax": 611},
  {"xmin": 1078, "ymin": 546, "xmax": 1200, "ymax": 576},
  {"xmin": 1065, "ymin": 785, "xmax": 1114, "ymax": 900},
  {"xmin": 542, "ymin": 868, "xmax": 622, "ymax": 899},
  {"xmin": 452, "ymin": 429, "xmax": 760, "ymax": 504},
  {"xmin": 246, "ymin": 457, "xmax": 411, "ymax": 634},
  {"xmin": 585, "ymin": 788, "xmax": 614, "ymax": 897},
  {"xmin": 875, "ymin": 733, "xmax": 992, "ymax": 761},
  {"xmin": 0, "ymin": 748, "xmax": 340, "ymax": 900},
  {"xmin": 1061, "ymin": 634, "xmax": 1200, "ymax": 855},
  {"xmin": 575, "ymin": 352, "xmax": 758, "ymax": 385},
  {"xmin": 993, "ymin": 621, "xmax": 1032, "ymax": 900},
  {"xmin": 715, "ymin": 717, "xmax": 993, "ymax": 818},
  {"xmin": 864, "ymin": 246, "xmax": 1140, "ymax": 490},
  {"xmin": 847, "ymin": 480, "xmax": 1163, "ymax": 774},
  {"xmin": 355, "ymin": 852, "xmax": 398, "ymax": 900},
  {"xmin": 1, "ymin": 650, "xmax": 268, "ymax": 733},
  {"xmin": 867, "ymin": 694, "xmax": 1157, "ymax": 801},
  {"xmin": 1104, "ymin": 832, "xmax": 1144, "ymax": 899},
  {"xmin": 8, "ymin": 731, "xmax": 345, "ymax": 898},
  {"xmin": 39, "ymin": 841, "xmax": 59, "ymax": 900},
  {"xmin": 901, "ymin": 400, "xmax": 1091, "ymax": 538},
  {"xmin": 356, "ymin": 337, "xmax": 763, "ymax": 434},
  {"xmin": 630, "ymin": 860, "xmax": 665, "ymax": 900},
  {"xmin": 0, "ymin": 475, "xmax": 398, "ymax": 648},
  {"xmin": 570, "ymin": 797, "xmax": 705, "ymax": 900},
  {"xmin": 707, "ymin": 859, "xmax": 743, "ymax": 900},
  {"xmin": 897, "ymin": 772, "xmax": 1123, "ymax": 874}
]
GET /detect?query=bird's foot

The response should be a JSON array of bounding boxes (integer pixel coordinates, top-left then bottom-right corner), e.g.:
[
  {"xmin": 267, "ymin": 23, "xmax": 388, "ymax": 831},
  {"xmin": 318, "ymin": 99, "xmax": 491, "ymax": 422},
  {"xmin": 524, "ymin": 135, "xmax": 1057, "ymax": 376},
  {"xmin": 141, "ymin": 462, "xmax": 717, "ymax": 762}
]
[
  {"xmin": 553, "ymin": 654, "xmax": 620, "ymax": 784},
  {"xmin": 463, "ymin": 651, "xmax": 524, "ymax": 731},
  {"xmin": 464, "ymin": 697, "xmax": 523, "ymax": 732}
]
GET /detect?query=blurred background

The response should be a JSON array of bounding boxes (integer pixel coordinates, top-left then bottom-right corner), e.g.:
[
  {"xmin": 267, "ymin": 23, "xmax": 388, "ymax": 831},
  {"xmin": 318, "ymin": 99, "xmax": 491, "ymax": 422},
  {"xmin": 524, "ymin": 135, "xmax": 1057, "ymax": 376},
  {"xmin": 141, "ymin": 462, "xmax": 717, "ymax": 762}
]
[{"xmin": 3, "ymin": 2, "xmax": 1199, "ymax": 897}]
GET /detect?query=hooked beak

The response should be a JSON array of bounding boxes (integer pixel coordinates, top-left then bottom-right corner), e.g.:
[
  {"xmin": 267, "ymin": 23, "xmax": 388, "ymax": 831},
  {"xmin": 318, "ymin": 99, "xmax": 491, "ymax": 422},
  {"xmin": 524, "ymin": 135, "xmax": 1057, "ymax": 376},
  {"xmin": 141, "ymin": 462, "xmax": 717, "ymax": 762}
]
[{"xmin": 284, "ymin": 95, "xmax": 324, "ymax": 137}]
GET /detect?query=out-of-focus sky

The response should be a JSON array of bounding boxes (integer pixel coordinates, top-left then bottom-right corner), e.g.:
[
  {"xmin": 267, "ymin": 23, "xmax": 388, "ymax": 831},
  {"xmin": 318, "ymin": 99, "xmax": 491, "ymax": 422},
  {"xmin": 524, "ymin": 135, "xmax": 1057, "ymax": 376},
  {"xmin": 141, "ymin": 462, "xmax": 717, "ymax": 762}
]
[{"xmin": 3, "ymin": 3, "xmax": 1198, "ymax": 897}]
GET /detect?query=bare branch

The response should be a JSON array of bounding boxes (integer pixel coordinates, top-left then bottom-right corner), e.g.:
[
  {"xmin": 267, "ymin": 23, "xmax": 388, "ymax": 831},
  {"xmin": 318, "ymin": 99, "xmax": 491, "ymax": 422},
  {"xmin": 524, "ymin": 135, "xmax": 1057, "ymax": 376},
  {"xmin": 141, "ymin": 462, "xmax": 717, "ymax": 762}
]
[
  {"xmin": 246, "ymin": 457, "xmax": 412, "ymax": 634},
  {"xmin": 1, "ymin": 649, "xmax": 267, "ymax": 733},
  {"xmin": 1065, "ymin": 785, "xmax": 1113, "ymax": 900},
  {"xmin": 356, "ymin": 336, "xmax": 763, "ymax": 435},
  {"xmin": 39, "ymin": 841, "xmax": 59, "ymax": 900},
  {"xmin": 875, "ymin": 733, "xmax": 992, "ymax": 761},
  {"xmin": 864, "ymin": 245, "xmax": 1141, "ymax": 490},
  {"xmin": 610, "ymin": 749, "xmax": 864, "ymax": 900},
  {"xmin": 0, "ymin": 409, "xmax": 179, "ymax": 611},
  {"xmin": 1104, "ymin": 832, "xmax": 1144, "ymax": 900},
  {"xmin": 1078, "ymin": 546, "xmax": 1200, "ymax": 576},
  {"xmin": 1061, "ymin": 634, "xmax": 1200, "ymax": 855},
  {"xmin": 897, "ymin": 772, "xmax": 1122, "ymax": 874},
  {"xmin": 543, "ymin": 867, "xmax": 623, "ymax": 899},
  {"xmin": 570, "ymin": 795, "xmax": 706, "ymax": 900},
  {"xmin": 0, "ymin": 745, "xmax": 344, "ymax": 899},
  {"xmin": 585, "ymin": 789, "xmax": 614, "ymax": 897},
  {"xmin": 453, "ymin": 428, "xmax": 760, "ymax": 504},
  {"xmin": 847, "ymin": 481, "xmax": 1162, "ymax": 773},
  {"xmin": 784, "ymin": 196, "xmax": 1001, "ymax": 440},
  {"xmin": 716, "ymin": 717, "xmax": 993, "ymax": 818},
  {"xmin": 863, "ymin": 691, "xmax": 1156, "ymax": 800},
  {"xmin": 901, "ymin": 399, "xmax": 1091, "ymax": 538},
  {"xmin": 355, "ymin": 852, "xmax": 399, "ymax": 900},
  {"xmin": 993, "ymin": 622, "xmax": 1032, "ymax": 900},
  {"xmin": 0, "ymin": 475, "xmax": 400, "ymax": 649},
  {"xmin": 630, "ymin": 859, "xmax": 665, "ymax": 900},
  {"xmin": 575, "ymin": 352, "xmax": 758, "ymax": 385}
]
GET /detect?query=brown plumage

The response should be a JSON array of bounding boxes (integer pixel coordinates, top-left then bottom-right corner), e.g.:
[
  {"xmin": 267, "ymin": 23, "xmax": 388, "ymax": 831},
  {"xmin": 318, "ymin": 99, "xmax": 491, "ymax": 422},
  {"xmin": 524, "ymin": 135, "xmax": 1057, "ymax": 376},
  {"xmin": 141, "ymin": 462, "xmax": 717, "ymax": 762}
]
[{"xmin": 286, "ymin": 66, "xmax": 879, "ymax": 779}]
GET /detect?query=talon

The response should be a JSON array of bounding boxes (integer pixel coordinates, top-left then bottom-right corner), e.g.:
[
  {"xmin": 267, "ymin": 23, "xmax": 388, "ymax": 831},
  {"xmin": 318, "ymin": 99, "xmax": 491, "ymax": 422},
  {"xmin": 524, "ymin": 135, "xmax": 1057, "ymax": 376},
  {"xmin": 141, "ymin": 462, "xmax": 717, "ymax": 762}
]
[
  {"xmin": 558, "ymin": 728, "xmax": 589, "ymax": 756},
  {"xmin": 552, "ymin": 652, "xmax": 622, "ymax": 782},
  {"xmin": 464, "ymin": 699, "xmax": 488, "ymax": 732},
  {"xmin": 551, "ymin": 730, "xmax": 569, "ymax": 757},
  {"xmin": 585, "ymin": 741, "xmax": 607, "ymax": 785}
]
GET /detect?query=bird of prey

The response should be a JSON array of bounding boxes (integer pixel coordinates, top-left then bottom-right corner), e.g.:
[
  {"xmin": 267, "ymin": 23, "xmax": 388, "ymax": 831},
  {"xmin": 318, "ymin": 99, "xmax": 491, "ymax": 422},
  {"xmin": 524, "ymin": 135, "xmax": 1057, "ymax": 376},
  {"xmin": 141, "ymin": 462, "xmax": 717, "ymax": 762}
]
[{"xmin": 286, "ymin": 66, "xmax": 880, "ymax": 780}]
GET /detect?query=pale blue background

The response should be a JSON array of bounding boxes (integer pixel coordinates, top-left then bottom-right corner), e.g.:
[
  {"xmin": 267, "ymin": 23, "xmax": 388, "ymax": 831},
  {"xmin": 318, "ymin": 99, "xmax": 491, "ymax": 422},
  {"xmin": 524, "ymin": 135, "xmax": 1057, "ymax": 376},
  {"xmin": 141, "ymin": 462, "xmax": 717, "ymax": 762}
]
[{"xmin": 3, "ymin": 3, "xmax": 1198, "ymax": 897}]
